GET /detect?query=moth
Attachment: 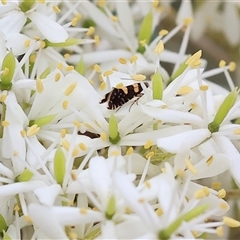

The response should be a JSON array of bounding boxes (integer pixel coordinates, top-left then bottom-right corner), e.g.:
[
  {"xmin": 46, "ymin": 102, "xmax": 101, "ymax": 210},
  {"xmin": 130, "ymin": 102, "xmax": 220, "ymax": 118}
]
[{"xmin": 100, "ymin": 82, "xmax": 149, "ymax": 110}]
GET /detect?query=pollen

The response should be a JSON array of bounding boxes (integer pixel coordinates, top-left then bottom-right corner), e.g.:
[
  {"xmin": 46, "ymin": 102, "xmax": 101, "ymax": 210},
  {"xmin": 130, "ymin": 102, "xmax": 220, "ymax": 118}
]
[
  {"xmin": 27, "ymin": 124, "xmax": 40, "ymax": 136},
  {"xmin": 177, "ymin": 86, "xmax": 193, "ymax": 95},
  {"xmin": 103, "ymin": 70, "xmax": 113, "ymax": 77},
  {"xmin": 206, "ymin": 155, "xmax": 214, "ymax": 166},
  {"xmin": 126, "ymin": 147, "xmax": 133, "ymax": 155},
  {"xmin": 155, "ymin": 207, "xmax": 163, "ymax": 216},
  {"xmin": 99, "ymin": 75, "xmax": 104, "ymax": 82},
  {"xmin": 62, "ymin": 139, "xmax": 70, "ymax": 151},
  {"xmin": 100, "ymin": 81, "xmax": 106, "ymax": 90},
  {"xmin": 65, "ymin": 65, "xmax": 74, "ymax": 71},
  {"xmin": 218, "ymin": 189, "xmax": 226, "ymax": 199},
  {"xmin": 94, "ymin": 64, "xmax": 101, "ymax": 73},
  {"xmin": 20, "ymin": 130, "xmax": 26, "ymax": 138},
  {"xmin": 73, "ymin": 120, "xmax": 81, "ymax": 128},
  {"xmin": 2, "ymin": 67, "xmax": 9, "ymax": 76},
  {"xmin": 159, "ymin": 29, "xmax": 168, "ymax": 36},
  {"xmin": 119, "ymin": 58, "xmax": 127, "ymax": 64},
  {"xmin": 194, "ymin": 189, "xmax": 205, "ymax": 199},
  {"xmin": 100, "ymin": 132, "xmax": 107, "ymax": 141},
  {"xmin": 64, "ymin": 53, "xmax": 70, "ymax": 59},
  {"xmin": 186, "ymin": 50, "xmax": 202, "ymax": 66},
  {"xmin": 71, "ymin": 17, "xmax": 78, "ymax": 26},
  {"xmin": 72, "ymin": 148, "xmax": 79, "ymax": 157},
  {"xmin": 36, "ymin": 77, "xmax": 44, "ymax": 93},
  {"xmin": 60, "ymin": 129, "xmax": 67, "ymax": 138},
  {"xmin": 216, "ymin": 226, "xmax": 224, "ymax": 237},
  {"xmin": 110, "ymin": 15, "xmax": 118, "ymax": 22},
  {"xmin": 220, "ymin": 202, "xmax": 229, "ymax": 210},
  {"xmin": 211, "ymin": 181, "xmax": 222, "ymax": 190},
  {"xmin": 144, "ymin": 140, "xmax": 153, "ymax": 149},
  {"xmin": 223, "ymin": 216, "xmax": 240, "ymax": 228},
  {"xmin": 176, "ymin": 169, "xmax": 184, "ymax": 178},
  {"xmin": 94, "ymin": 35, "xmax": 100, "ymax": 45},
  {"xmin": 200, "ymin": 85, "xmax": 209, "ymax": 91},
  {"xmin": 185, "ymin": 158, "xmax": 198, "ymax": 175},
  {"xmin": 1, "ymin": 120, "xmax": 9, "ymax": 126},
  {"xmin": 55, "ymin": 72, "xmax": 61, "ymax": 82},
  {"xmin": 86, "ymin": 26, "xmax": 95, "ymax": 36},
  {"xmin": 24, "ymin": 39, "xmax": 31, "ymax": 47},
  {"xmin": 219, "ymin": 60, "xmax": 226, "ymax": 68},
  {"xmin": 64, "ymin": 82, "xmax": 77, "ymax": 96},
  {"xmin": 53, "ymin": 5, "xmax": 61, "ymax": 13},
  {"xmin": 229, "ymin": 61, "xmax": 236, "ymax": 72},
  {"xmin": 234, "ymin": 128, "xmax": 240, "ymax": 134},
  {"xmin": 154, "ymin": 40, "xmax": 164, "ymax": 54},
  {"xmin": 79, "ymin": 208, "xmax": 87, "ymax": 214},
  {"xmin": 88, "ymin": 79, "xmax": 94, "ymax": 85},
  {"xmin": 57, "ymin": 62, "xmax": 63, "ymax": 70},
  {"xmin": 203, "ymin": 186, "xmax": 210, "ymax": 196},
  {"xmin": 130, "ymin": 55, "xmax": 138, "ymax": 64},
  {"xmin": 131, "ymin": 74, "xmax": 146, "ymax": 81},
  {"xmin": 146, "ymin": 151, "xmax": 154, "ymax": 159},
  {"xmin": 79, "ymin": 143, "xmax": 87, "ymax": 151},
  {"xmin": 62, "ymin": 100, "xmax": 68, "ymax": 110},
  {"xmin": 115, "ymin": 82, "xmax": 124, "ymax": 89}
]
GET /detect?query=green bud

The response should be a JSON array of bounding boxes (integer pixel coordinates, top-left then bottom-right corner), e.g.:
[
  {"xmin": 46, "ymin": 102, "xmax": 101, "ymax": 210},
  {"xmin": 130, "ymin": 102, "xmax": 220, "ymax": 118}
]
[
  {"xmin": 19, "ymin": 0, "xmax": 35, "ymax": 12},
  {"xmin": 15, "ymin": 169, "xmax": 33, "ymax": 182},
  {"xmin": 0, "ymin": 215, "xmax": 7, "ymax": 234},
  {"xmin": 75, "ymin": 56, "xmax": 86, "ymax": 75},
  {"xmin": 158, "ymin": 205, "xmax": 208, "ymax": 240},
  {"xmin": 29, "ymin": 114, "xmax": 56, "ymax": 127},
  {"xmin": 152, "ymin": 71, "xmax": 163, "ymax": 100},
  {"xmin": 40, "ymin": 67, "xmax": 51, "ymax": 79},
  {"xmin": 0, "ymin": 50, "xmax": 15, "ymax": 91},
  {"xmin": 105, "ymin": 195, "xmax": 116, "ymax": 220},
  {"xmin": 54, "ymin": 146, "xmax": 66, "ymax": 185},
  {"xmin": 108, "ymin": 114, "xmax": 120, "ymax": 144},
  {"xmin": 170, "ymin": 60, "xmax": 188, "ymax": 82},
  {"xmin": 137, "ymin": 11, "xmax": 153, "ymax": 54},
  {"xmin": 44, "ymin": 38, "xmax": 80, "ymax": 48},
  {"xmin": 208, "ymin": 88, "xmax": 239, "ymax": 133}
]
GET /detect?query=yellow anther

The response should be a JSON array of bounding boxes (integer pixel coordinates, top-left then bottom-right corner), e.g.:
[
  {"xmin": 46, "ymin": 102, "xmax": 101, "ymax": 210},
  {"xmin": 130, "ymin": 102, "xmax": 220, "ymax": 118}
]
[
  {"xmin": 62, "ymin": 139, "xmax": 70, "ymax": 151},
  {"xmin": 62, "ymin": 100, "xmax": 68, "ymax": 110},
  {"xmin": 125, "ymin": 207, "xmax": 132, "ymax": 214},
  {"xmin": 234, "ymin": 128, "xmax": 240, "ymax": 134},
  {"xmin": 110, "ymin": 15, "xmax": 118, "ymax": 22},
  {"xmin": 20, "ymin": 130, "xmax": 26, "ymax": 138},
  {"xmin": 75, "ymin": 13, "xmax": 82, "ymax": 20},
  {"xmin": 64, "ymin": 82, "xmax": 77, "ymax": 96},
  {"xmin": 40, "ymin": 41, "xmax": 46, "ymax": 49},
  {"xmin": 126, "ymin": 147, "xmax": 133, "ymax": 155},
  {"xmin": 200, "ymin": 85, "xmax": 209, "ymax": 91},
  {"xmin": 140, "ymin": 39, "xmax": 147, "ymax": 46},
  {"xmin": 211, "ymin": 181, "xmax": 222, "ymax": 190},
  {"xmin": 176, "ymin": 169, "xmax": 184, "ymax": 178},
  {"xmin": 94, "ymin": 35, "xmax": 100, "ymax": 45},
  {"xmin": 115, "ymin": 83, "xmax": 124, "ymax": 89},
  {"xmin": 202, "ymin": 186, "xmax": 210, "ymax": 197},
  {"xmin": 155, "ymin": 207, "xmax": 163, "ymax": 216},
  {"xmin": 79, "ymin": 143, "xmax": 87, "ymax": 151},
  {"xmin": 30, "ymin": 54, "xmax": 36, "ymax": 63},
  {"xmin": 79, "ymin": 208, "xmax": 87, "ymax": 214},
  {"xmin": 24, "ymin": 216, "xmax": 32, "ymax": 224},
  {"xmin": 64, "ymin": 53, "xmax": 70, "ymax": 59},
  {"xmin": 57, "ymin": 62, "xmax": 63, "ymax": 70},
  {"xmin": 72, "ymin": 148, "xmax": 79, "ymax": 157},
  {"xmin": 218, "ymin": 189, "xmax": 226, "ymax": 199},
  {"xmin": 190, "ymin": 103, "xmax": 197, "ymax": 109},
  {"xmin": 130, "ymin": 55, "xmax": 138, "ymax": 64},
  {"xmin": 159, "ymin": 29, "xmax": 169, "ymax": 36},
  {"xmin": 185, "ymin": 50, "xmax": 202, "ymax": 66},
  {"xmin": 206, "ymin": 155, "xmax": 214, "ymax": 166},
  {"xmin": 94, "ymin": 64, "xmax": 101, "ymax": 73},
  {"xmin": 71, "ymin": 17, "xmax": 78, "ymax": 27},
  {"xmin": 161, "ymin": 167, "xmax": 166, "ymax": 173},
  {"xmin": 144, "ymin": 181, "xmax": 151, "ymax": 189},
  {"xmin": 60, "ymin": 129, "xmax": 67, "ymax": 138},
  {"xmin": 220, "ymin": 202, "xmax": 229, "ymax": 210},
  {"xmin": 100, "ymin": 132, "xmax": 107, "ymax": 141},
  {"xmin": 99, "ymin": 75, "xmax": 104, "ymax": 82},
  {"xmin": 14, "ymin": 204, "xmax": 20, "ymax": 212},
  {"xmin": 131, "ymin": 74, "xmax": 146, "ymax": 81},
  {"xmin": 183, "ymin": 17, "xmax": 194, "ymax": 26},
  {"xmin": 111, "ymin": 150, "xmax": 120, "ymax": 156},
  {"xmin": 119, "ymin": 58, "xmax": 127, "ymax": 64},
  {"xmin": 219, "ymin": 60, "xmax": 226, "ymax": 68},
  {"xmin": 34, "ymin": 36, "xmax": 40, "ymax": 41},
  {"xmin": 86, "ymin": 26, "xmax": 95, "ymax": 36},
  {"xmin": 24, "ymin": 39, "xmax": 31, "ymax": 47},
  {"xmin": 13, "ymin": 151, "xmax": 18, "ymax": 156},
  {"xmin": 223, "ymin": 217, "xmax": 240, "ymax": 228},
  {"xmin": 103, "ymin": 70, "xmax": 113, "ymax": 77},
  {"xmin": 185, "ymin": 158, "xmax": 198, "ymax": 175},
  {"xmin": 65, "ymin": 65, "xmax": 74, "ymax": 71},
  {"xmin": 55, "ymin": 72, "xmax": 61, "ymax": 82},
  {"xmin": 100, "ymin": 81, "xmax": 106, "ymax": 91},
  {"xmin": 1, "ymin": 0, "xmax": 7, "ymax": 5},
  {"xmin": 53, "ymin": 5, "xmax": 61, "ymax": 13},
  {"xmin": 194, "ymin": 189, "xmax": 205, "ymax": 199},
  {"xmin": 144, "ymin": 140, "xmax": 153, "ymax": 149},
  {"xmin": 37, "ymin": 0, "xmax": 45, "ymax": 3},
  {"xmin": 1, "ymin": 120, "xmax": 9, "ymax": 126},
  {"xmin": 216, "ymin": 226, "xmax": 224, "ymax": 237},
  {"xmin": 154, "ymin": 40, "xmax": 164, "ymax": 54},
  {"xmin": 229, "ymin": 61, "xmax": 236, "ymax": 72},
  {"xmin": 2, "ymin": 67, "xmax": 9, "ymax": 76},
  {"xmin": 146, "ymin": 151, "xmax": 154, "ymax": 159},
  {"xmin": 83, "ymin": 122, "xmax": 93, "ymax": 129},
  {"xmin": 36, "ymin": 77, "xmax": 44, "ymax": 93},
  {"xmin": 27, "ymin": 124, "xmax": 40, "ymax": 136},
  {"xmin": 0, "ymin": 94, "xmax": 7, "ymax": 102},
  {"xmin": 152, "ymin": 0, "xmax": 159, "ymax": 7},
  {"xmin": 177, "ymin": 86, "xmax": 193, "ymax": 95},
  {"xmin": 74, "ymin": 120, "xmax": 81, "ymax": 128}
]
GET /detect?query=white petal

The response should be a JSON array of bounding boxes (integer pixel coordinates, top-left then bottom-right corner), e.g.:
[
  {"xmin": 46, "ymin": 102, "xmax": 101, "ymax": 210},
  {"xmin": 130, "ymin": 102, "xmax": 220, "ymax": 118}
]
[
  {"xmin": 157, "ymin": 129, "xmax": 211, "ymax": 153},
  {"xmin": 27, "ymin": 11, "xmax": 68, "ymax": 43},
  {"xmin": 176, "ymin": 0, "xmax": 193, "ymax": 25}
]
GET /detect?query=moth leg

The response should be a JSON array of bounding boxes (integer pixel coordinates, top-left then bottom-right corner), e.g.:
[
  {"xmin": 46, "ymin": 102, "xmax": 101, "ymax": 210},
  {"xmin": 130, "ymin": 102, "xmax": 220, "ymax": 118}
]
[{"xmin": 128, "ymin": 93, "xmax": 144, "ymax": 112}]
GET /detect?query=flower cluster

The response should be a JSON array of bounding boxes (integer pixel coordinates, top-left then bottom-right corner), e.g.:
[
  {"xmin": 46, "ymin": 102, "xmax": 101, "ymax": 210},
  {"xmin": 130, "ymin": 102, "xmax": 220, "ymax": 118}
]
[{"xmin": 0, "ymin": 1, "xmax": 240, "ymax": 239}]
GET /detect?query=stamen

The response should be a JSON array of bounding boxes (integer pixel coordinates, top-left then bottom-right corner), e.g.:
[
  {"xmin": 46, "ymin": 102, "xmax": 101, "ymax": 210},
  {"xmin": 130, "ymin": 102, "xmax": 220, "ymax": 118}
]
[
  {"xmin": 24, "ymin": 39, "xmax": 31, "ymax": 47},
  {"xmin": 126, "ymin": 147, "xmax": 133, "ymax": 155},
  {"xmin": 130, "ymin": 55, "xmax": 138, "ymax": 64},
  {"xmin": 62, "ymin": 100, "xmax": 68, "ymax": 110},
  {"xmin": 229, "ymin": 61, "xmax": 236, "ymax": 72},
  {"xmin": 100, "ymin": 81, "xmax": 106, "ymax": 90},
  {"xmin": 200, "ymin": 85, "xmax": 208, "ymax": 91},
  {"xmin": 186, "ymin": 158, "xmax": 198, "ymax": 175},
  {"xmin": 1, "ymin": 120, "xmax": 9, "ymax": 127},
  {"xmin": 94, "ymin": 35, "xmax": 100, "ymax": 45},
  {"xmin": 71, "ymin": 17, "xmax": 78, "ymax": 26},
  {"xmin": 234, "ymin": 129, "xmax": 240, "ymax": 134},
  {"xmin": 144, "ymin": 140, "xmax": 153, "ymax": 149},
  {"xmin": 103, "ymin": 70, "xmax": 113, "ymax": 77},
  {"xmin": 94, "ymin": 64, "xmax": 101, "ymax": 73},
  {"xmin": 79, "ymin": 143, "xmax": 87, "ymax": 151},
  {"xmin": 177, "ymin": 86, "xmax": 193, "ymax": 95},
  {"xmin": 131, "ymin": 74, "xmax": 146, "ymax": 81},
  {"xmin": 156, "ymin": 208, "xmax": 163, "ymax": 216},
  {"xmin": 146, "ymin": 151, "xmax": 154, "ymax": 159},
  {"xmin": 220, "ymin": 202, "xmax": 228, "ymax": 210},
  {"xmin": 154, "ymin": 40, "xmax": 164, "ymax": 54},
  {"xmin": 115, "ymin": 83, "xmax": 124, "ymax": 89},
  {"xmin": 86, "ymin": 26, "xmax": 95, "ymax": 36},
  {"xmin": 65, "ymin": 65, "xmax": 74, "ymax": 71},
  {"xmin": 223, "ymin": 216, "xmax": 240, "ymax": 227},
  {"xmin": 60, "ymin": 129, "xmax": 67, "ymax": 138},
  {"xmin": 53, "ymin": 5, "xmax": 61, "ymax": 13},
  {"xmin": 219, "ymin": 60, "xmax": 226, "ymax": 68},
  {"xmin": 62, "ymin": 139, "xmax": 70, "ymax": 151},
  {"xmin": 27, "ymin": 124, "xmax": 40, "ymax": 136},
  {"xmin": 72, "ymin": 148, "xmax": 79, "ymax": 157},
  {"xmin": 64, "ymin": 82, "xmax": 77, "ymax": 96},
  {"xmin": 100, "ymin": 132, "xmax": 107, "ymax": 141},
  {"xmin": 73, "ymin": 120, "xmax": 81, "ymax": 128},
  {"xmin": 36, "ymin": 77, "xmax": 44, "ymax": 93},
  {"xmin": 216, "ymin": 226, "xmax": 224, "ymax": 237},
  {"xmin": 218, "ymin": 189, "xmax": 226, "ymax": 199},
  {"xmin": 211, "ymin": 181, "xmax": 221, "ymax": 190},
  {"xmin": 159, "ymin": 29, "xmax": 168, "ymax": 37},
  {"xmin": 64, "ymin": 53, "xmax": 70, "ymax": 59},
  {"xmin": 119, "ymin": 58, "xmax": 127, "ymax": 64},
  {"xmin": 57, "ymin": 62, "xmax": 63, "ymax": 70},
  {"xmin": 110, "ymin": 15, "xmax": 118, "ymax": 22},
  {"xmin": 55, "ymin": 73, "xmax": 61, "ymax": 82}
]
